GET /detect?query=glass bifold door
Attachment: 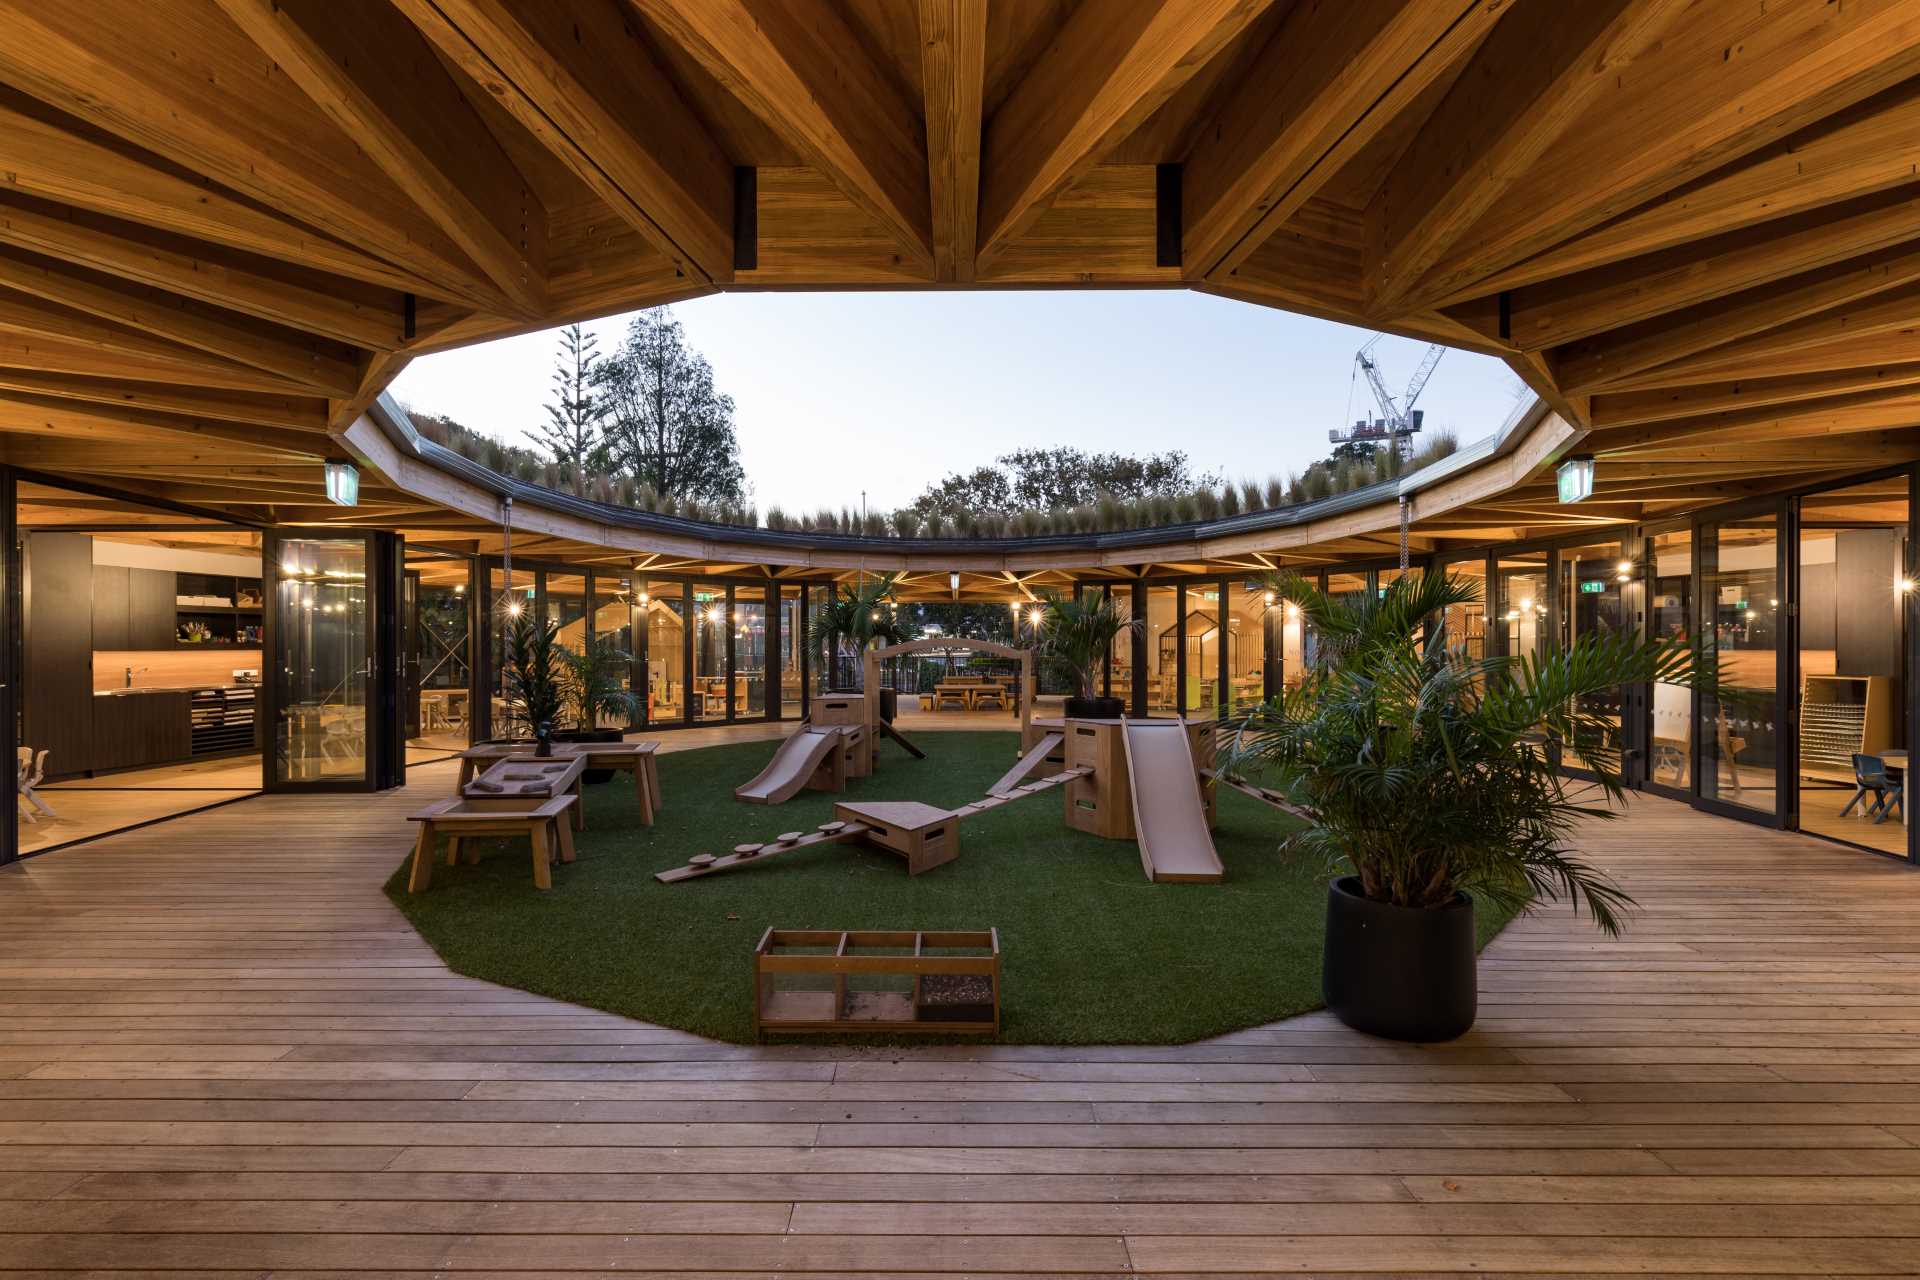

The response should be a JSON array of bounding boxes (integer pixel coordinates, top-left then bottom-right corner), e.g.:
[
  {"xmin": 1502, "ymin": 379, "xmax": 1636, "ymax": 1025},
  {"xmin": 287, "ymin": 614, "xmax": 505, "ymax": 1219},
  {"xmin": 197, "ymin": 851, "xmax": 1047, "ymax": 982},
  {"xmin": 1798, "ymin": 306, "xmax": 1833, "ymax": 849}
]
[{"xmin": 264, "ymin": 531, "xmax": 402, "ymax": 792}]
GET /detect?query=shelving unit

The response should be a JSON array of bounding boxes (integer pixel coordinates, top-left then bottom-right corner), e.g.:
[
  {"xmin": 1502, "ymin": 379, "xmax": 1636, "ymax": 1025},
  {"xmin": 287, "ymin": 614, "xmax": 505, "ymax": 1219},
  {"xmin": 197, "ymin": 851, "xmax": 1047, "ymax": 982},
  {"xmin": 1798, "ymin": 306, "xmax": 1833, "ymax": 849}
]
[
  {"xmin": 753, "ymin": 928, "xmax": 1000, "ymax": 1036},
  {"xmin": 189, "ymin": 686, "xmax": 257, "ymax": 759},
  {"xmin": 1800, "ymin": 674, "xmax": 1892, "ymax": 783},
  {"xmin": 174, "ymin": 572, "xmax": 263, "ymax": 648}
]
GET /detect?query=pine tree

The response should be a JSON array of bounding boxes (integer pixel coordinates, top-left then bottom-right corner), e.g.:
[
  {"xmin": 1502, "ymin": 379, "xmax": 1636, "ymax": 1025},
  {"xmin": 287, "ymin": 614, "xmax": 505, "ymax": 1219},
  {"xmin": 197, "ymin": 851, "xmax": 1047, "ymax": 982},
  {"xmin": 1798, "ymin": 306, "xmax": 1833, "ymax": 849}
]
[{"xmin": 528, "ymin": 324, "xmax": 603, "ymax": 497}]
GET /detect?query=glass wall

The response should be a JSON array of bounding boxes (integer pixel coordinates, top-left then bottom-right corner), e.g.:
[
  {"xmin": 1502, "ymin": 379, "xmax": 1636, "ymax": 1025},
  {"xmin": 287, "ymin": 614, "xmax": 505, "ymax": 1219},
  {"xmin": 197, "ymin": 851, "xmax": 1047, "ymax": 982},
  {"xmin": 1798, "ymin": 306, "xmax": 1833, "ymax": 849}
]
[
  {"xmin": 1648, "ymin": 528, "xmax": 1693, "ymax": 791},
  {"xmin": 692, "ymin": 584, "xmax": 729, "ymax": 720},
  {"xmin": 272, "ymin": 537, "xmax": 367, "ymax": 784},
  {"xmin": 1497, "ymin": 551, "xmax": 1549, "ymax": 658},
  {"xmin": 778, "ymin": 587, "xmax": 804, "ymax": 718},
  {"xmin": 1700, "ymin": 516, "xmax": 1780, "ymax": 814},
  {"xmin": 1223, "ymin": 582, "xmax": 1265, "ymax": 714},
  {"xmin": 1183, "ymin": 582, "xmax": 1222, "ymax": 714},
  {"xmin": 1558, "ymin": 540, "xmax": 1629, "ymax": 772},
  {"xmin": 590, "ymin": 574, "xmax": 635, "ymax": 729},
  {"xmin": 1114, "ymin": 587, "xmax": 1139, "ymax": 710},
  {"xmin": 1326, "ymin": 569, "xmax": 1369, "ymax": 611},
  {"xmin": 1439, "ymin": 555, "xmax": 1489, "ymax": 660},
  {"xmin": 736, "ymin": 585, "xmax": 768, "ymax": 717},
  {"xmin": 640, "ymin": 579, "xmax": 685, "ymax": 724},
  {"xmin": 547, "ymin": 573, "xmax": 588, "ymax": 654},
  {"xmin": 1282, "ymin": 594, "xmax": 1308, "ymax": 689},
  {"xmin": 1146, "ymin": 584, "xmax": 1179, "ymax": 714},
  {"xmin": 405, "ymin": 548, "xmax": 469, "ymax": 753},
  {"xmin": 1796, "ymin": 477, "xmax": 1909, "ymax": 855},
  {"xmin": 489, "ymin": 567, "xmax": 533, "ymax": 738}
]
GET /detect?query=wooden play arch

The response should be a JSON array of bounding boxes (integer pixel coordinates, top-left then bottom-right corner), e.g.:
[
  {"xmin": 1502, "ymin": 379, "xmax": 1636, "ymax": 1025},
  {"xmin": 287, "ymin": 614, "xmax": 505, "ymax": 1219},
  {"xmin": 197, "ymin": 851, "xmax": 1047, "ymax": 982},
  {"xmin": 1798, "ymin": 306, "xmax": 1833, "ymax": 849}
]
[{"xmin": 862, "ymin": 636, "xmax": 1036, "ymax": 742}]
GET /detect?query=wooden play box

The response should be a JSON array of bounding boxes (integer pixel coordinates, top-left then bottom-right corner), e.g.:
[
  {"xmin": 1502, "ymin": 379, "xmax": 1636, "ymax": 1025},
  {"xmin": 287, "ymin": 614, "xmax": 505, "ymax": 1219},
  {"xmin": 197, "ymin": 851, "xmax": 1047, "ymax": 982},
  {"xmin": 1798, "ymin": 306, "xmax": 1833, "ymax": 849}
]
[{"xmin": 752, "ymin": 928, "xmax": 1001, "ymax": 1035}]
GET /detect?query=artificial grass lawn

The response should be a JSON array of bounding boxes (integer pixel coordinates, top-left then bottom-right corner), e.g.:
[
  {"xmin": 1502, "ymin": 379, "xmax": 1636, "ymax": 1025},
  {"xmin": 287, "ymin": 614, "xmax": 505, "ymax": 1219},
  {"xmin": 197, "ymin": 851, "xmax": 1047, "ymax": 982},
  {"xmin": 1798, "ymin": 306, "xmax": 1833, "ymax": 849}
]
[{"xmin": 386, "ymin": 731, "xmax": 1518, "ymax": 1044}]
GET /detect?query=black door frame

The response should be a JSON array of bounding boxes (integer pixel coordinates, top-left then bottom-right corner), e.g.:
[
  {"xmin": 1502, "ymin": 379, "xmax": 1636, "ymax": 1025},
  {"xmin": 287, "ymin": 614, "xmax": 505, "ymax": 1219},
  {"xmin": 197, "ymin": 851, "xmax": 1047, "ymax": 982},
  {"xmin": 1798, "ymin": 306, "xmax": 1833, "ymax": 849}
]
[{"xmin": 262, "ymin": 528, "xmax": 403, "ymax": 794}]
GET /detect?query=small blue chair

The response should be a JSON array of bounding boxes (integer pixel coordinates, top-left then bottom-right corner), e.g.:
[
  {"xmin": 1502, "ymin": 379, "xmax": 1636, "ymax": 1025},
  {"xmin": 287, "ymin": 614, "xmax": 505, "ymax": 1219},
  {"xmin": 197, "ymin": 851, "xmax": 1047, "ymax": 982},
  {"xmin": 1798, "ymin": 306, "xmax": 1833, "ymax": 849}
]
[{"xmin": 1841, "ymin": 753, "xmax": 1904, "ymax": 824}]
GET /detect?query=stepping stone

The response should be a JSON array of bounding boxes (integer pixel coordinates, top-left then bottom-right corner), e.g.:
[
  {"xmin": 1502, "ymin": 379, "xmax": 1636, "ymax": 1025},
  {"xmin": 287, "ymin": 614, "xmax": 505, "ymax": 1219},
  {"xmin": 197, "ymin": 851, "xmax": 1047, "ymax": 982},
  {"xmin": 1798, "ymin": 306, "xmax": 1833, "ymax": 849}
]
[
  {"xmin": 777, "ymin": 831, "xmax": 804, "ymax": 843},
  {"xmin": 690, "ymin": 854, "xmax": 716, "ymax": 867}
]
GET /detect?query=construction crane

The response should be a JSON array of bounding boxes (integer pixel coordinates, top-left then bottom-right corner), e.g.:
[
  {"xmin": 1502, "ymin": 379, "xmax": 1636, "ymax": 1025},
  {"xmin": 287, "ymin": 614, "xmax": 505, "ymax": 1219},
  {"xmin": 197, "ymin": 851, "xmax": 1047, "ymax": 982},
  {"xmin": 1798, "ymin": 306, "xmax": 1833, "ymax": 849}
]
[{"xmin": 1330, "ymin": 334, "xmax": 1446, "ymax": 462}]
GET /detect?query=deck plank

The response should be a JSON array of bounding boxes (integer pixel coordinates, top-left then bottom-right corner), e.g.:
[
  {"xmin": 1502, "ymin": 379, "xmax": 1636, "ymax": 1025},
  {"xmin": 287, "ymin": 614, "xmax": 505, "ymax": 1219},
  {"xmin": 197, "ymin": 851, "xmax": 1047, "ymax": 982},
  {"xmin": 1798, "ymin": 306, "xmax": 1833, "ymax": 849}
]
[{"xmin": 0, "ymin": 758, "xmax": 1917, "ymax": 1274}]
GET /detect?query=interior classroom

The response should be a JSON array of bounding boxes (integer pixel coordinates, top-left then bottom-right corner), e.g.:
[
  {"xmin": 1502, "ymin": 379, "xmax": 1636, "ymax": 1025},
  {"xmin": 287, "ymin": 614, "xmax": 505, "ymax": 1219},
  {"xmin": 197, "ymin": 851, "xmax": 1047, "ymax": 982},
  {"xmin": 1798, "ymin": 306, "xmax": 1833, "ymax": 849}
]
[{"xmin": 17, "ymin": 481, "xmax": 266, "ymax": 854}]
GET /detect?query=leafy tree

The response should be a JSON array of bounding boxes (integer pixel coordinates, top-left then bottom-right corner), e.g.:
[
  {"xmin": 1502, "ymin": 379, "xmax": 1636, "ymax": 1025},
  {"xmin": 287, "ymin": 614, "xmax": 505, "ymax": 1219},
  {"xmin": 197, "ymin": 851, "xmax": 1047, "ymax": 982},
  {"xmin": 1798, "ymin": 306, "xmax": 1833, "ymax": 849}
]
[
  {"xmin": 910, "ymin": 447, "xmax": 1217, "ymax": 523},
  {"xmin": 527, "ymin": 324, "xmax": 603, "ymax": 496},
  {"xmin": 593, "ymin": 309, "xmax": 746, "ymax": 503}
]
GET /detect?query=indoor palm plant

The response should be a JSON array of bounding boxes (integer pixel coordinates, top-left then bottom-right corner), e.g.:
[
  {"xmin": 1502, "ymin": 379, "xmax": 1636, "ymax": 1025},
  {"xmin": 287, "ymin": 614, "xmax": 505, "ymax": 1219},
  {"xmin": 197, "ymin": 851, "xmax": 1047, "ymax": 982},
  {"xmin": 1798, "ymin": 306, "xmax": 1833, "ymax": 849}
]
[
  {"xmin": 1224, "ymin": 569, "xmax": 1704, "ymax": 1041},
  {"xmin": 1037, "ymin": 589, "xmax": 1139, "ymax": 717},
  {"xmin": 502, "ymin": 612, "xmax": 564, "ymax": 756}
]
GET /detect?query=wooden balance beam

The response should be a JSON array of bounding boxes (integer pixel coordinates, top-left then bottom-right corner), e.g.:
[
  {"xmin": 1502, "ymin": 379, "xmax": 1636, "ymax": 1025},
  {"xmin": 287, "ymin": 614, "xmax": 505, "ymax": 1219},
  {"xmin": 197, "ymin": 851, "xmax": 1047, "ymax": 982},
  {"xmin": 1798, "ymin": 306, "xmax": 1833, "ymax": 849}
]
[
  {"xmin": 655, "ymin": 765, "xmax": 1092, "ymax": 884},
  {"xmin": 656, "ymin": 820, "xmax": 874, "ymax": 883},
  {"xmin": 1202, "ymin": 768, "xmax": 1308, "ymax": 819}
]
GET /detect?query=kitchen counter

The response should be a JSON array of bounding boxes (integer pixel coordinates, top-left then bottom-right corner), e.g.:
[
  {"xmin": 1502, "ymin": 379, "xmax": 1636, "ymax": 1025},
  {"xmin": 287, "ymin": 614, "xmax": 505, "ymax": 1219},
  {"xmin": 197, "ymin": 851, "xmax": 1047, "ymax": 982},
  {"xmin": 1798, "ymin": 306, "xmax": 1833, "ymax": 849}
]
[{"xmin": 96, "ymin": 683, "xmax": 259, "ymax": 696}]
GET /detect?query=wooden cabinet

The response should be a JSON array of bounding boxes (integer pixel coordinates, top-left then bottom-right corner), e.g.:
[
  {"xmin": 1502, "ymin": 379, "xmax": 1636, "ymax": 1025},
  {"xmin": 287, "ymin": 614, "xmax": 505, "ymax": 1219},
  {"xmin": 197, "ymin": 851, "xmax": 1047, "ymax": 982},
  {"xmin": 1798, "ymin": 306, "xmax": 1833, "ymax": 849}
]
[
  {"xmin": 91, "ymin": 692, "xmax": 192, "ymax": 772},
  {"xmin": 25, "ymin": 533, "xmax": 95, "ymax": 777},
  {"xmin": 91, "ymin": 564, "xmax": 130, "ymax": 650},
  {"xmin": 129, "ymin": 568, "xmax": 176, "ymax": 648}
]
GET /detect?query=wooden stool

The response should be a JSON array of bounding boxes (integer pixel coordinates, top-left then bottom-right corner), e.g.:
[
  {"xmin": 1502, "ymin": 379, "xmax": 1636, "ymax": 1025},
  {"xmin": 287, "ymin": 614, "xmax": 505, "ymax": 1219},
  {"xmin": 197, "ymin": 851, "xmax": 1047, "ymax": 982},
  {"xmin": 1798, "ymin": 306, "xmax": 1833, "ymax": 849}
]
[{"xmin": 406, "ymin": 794, "xmax": 578, "ymax": 892}]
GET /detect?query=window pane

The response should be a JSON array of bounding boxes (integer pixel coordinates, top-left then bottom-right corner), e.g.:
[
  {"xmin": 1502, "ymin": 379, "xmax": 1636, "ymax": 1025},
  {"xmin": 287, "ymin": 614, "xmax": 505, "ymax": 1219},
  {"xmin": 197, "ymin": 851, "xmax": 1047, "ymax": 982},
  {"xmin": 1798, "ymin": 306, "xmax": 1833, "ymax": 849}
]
[
  {"xmin": 1558, "ymin": 540, "xmax": 1628, "ymax": 772},
  {"xmin": 1440, "ymin": 557, "xmax": 1488, "ymax": 661},
  {"xmin": 1701, "ymin": 518, "xmax": 1779, "ymax": 814},
  {"xmin": 1497, "ymin": 552, "xmax": 1549, "ymax": 658},
  {"xmin": 692, "ymin": 585, "xmax": 728, "ymax": 721},
  {"xmin": 1146, "ymin": 584, "xmax": 1178, "ymax": 715},
  {"xmin": 1649, "ymin": 529, "xmax": 1692, "ymax": 791},
  {"xmin": 736, "ymin": 585, "xmax": 767, "ymax": 717},
  {"xmin": 273, "ymin": 538, "xmax": 367, "ymax": 783},
  {"xmin": 640, "ymin": 580, "xmax": 684, "ymax": 723}
]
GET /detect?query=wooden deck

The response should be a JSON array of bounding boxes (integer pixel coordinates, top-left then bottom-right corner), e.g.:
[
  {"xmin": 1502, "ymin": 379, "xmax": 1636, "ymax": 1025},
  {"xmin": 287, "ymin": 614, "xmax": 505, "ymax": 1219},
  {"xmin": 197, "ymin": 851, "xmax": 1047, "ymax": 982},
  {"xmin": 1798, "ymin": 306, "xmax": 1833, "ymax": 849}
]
[{"xmin": 1, "ymin": 762, "xmax": 1918, "ymax": 1275}]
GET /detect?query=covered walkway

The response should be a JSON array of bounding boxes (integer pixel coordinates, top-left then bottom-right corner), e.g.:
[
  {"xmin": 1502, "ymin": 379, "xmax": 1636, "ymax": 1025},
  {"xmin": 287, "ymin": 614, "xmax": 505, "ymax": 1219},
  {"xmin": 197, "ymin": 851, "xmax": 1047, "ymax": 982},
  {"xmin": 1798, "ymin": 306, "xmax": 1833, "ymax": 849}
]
[{"xmin": 0, "ymin": 758, "xmax": 1917, "ymax": 1274}]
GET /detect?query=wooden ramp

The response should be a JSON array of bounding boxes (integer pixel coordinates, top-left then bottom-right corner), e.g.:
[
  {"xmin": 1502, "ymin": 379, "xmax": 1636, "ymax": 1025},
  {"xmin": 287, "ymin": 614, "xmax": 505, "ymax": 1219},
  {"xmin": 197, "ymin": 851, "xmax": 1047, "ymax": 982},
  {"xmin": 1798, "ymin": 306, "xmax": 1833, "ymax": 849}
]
[
  {"xmin": 734, "ymin": 727, "xmax": 842, "ymax": 804},
  {"xmin": 989, "ymin": 732, "xmax": 1061, "ymax": 796},
  {"xmin": 1121, "ymin": 720, "xmax": 1224, "ymax": 883}
]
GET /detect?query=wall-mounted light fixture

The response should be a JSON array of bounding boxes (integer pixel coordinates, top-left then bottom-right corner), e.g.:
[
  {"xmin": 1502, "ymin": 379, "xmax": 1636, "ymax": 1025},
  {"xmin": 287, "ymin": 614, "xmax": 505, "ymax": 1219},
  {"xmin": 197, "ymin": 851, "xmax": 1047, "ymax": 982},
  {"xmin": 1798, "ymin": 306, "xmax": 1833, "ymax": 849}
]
[
  {"xmin": 1556, "ymin": 455, "xmax": 1595, "ymax": 504},
  {"xmin": 324, "ymin": 460, "xmax": 359, "ymax": 506}
]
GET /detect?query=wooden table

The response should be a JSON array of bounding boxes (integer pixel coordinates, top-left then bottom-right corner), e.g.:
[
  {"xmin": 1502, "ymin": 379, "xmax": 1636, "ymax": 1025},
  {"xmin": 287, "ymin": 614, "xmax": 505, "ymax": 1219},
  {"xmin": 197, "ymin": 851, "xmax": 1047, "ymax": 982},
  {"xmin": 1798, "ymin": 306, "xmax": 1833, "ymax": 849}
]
[
  {"xmin": 457, "ymin": 741, "xmax": 661, "ymax": 824},
  {"xmin": 466, "ymin": 754, "xmax": 588, "ymax": 831},
  {"xmin": 406, "ymin": 792, "xmax": 578, "ymax": 892}
]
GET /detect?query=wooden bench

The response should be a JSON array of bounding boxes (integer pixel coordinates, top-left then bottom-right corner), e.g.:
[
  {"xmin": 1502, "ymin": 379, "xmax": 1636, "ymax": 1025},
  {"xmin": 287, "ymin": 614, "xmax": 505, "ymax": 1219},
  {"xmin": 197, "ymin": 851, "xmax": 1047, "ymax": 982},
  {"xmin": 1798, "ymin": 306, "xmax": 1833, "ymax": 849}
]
[
  {"xmin": 457, "ymin": 741, "xmax": 661, "ymax": 825},
  {"xmin": 406, "ymin": 794, "xmax": 578, "ymax": 893}
]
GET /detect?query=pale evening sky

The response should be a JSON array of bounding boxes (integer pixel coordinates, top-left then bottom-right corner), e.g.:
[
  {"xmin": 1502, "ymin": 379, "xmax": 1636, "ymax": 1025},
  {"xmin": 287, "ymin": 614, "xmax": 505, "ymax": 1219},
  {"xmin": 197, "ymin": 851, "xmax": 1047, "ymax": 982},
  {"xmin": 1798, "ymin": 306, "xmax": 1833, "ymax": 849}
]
[{"xmin": 389, "ymin": 290, "xmax": 1530, "ymax": 517}]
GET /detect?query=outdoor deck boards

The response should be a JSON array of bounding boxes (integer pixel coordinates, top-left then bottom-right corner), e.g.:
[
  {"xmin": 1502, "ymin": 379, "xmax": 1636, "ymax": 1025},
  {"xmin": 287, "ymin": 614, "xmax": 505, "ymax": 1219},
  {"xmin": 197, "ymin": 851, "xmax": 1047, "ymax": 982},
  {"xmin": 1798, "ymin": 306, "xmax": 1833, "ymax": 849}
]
[{"xmin": 0, "ymin": 760, "xmax": 1915, "ymax": 1275}]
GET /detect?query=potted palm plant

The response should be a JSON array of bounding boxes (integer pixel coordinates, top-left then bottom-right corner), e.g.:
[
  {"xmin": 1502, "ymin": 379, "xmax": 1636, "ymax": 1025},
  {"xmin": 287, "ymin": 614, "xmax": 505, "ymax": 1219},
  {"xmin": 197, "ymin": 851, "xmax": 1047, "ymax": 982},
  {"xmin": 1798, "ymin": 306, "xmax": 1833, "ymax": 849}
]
[
  {"xmin": 501, "ymin": 613, "xmax": 564, "ymax": 757},
  {"xmin": 557, "ymin": 633, "xmax": 638, "ymax": 782},
  {"xmin": 1038, "ymin": 590, "xmax": 1138, "ymax": 718},
  {"xmin": 1225, "ymin": 570, "xmax": 1704, "ymax": 1042}
]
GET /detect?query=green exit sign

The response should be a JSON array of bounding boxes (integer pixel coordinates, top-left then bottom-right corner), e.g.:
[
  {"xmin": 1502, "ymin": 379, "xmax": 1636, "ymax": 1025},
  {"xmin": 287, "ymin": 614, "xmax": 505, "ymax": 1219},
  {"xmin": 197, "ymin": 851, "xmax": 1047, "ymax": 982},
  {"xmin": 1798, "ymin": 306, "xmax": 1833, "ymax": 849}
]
[{"xmin": 1579, "ymin": 580, "xmax": 1606, "ymax": 594}]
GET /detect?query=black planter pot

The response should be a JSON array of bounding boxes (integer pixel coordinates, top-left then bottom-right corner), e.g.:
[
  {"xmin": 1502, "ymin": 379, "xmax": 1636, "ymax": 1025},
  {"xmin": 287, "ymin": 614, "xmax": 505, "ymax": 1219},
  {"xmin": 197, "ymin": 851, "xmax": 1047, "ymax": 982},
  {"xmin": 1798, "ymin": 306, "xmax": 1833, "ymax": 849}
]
[
  {"xmin": 1322, "ymin": 875, "xmax": 1476, "ymax": 1042},
  {"xmin": 1064, "ymin": 696, "xmax": 1125, "ymax": 719},
  {"xmin": 553, "ymin": 727, "xmax": 622, "ymax": 782}
]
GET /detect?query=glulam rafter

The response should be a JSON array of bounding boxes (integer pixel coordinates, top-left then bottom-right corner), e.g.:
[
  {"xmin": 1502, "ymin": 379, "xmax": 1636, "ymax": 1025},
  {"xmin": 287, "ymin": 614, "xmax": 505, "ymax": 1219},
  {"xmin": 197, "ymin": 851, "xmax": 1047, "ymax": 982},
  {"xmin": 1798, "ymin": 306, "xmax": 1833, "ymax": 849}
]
[{"xmin": 0, "ymin": 0, "xmax": 1915, "ymax": 579}]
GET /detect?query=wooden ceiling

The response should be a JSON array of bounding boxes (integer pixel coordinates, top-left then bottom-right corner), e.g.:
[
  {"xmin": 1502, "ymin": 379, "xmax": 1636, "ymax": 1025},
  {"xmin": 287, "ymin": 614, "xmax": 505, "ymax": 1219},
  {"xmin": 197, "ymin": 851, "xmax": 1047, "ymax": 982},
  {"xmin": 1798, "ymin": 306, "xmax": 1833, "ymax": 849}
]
[{"xmin": 2, "ymin": 0, "xmax": 1919, "ymax": 584}]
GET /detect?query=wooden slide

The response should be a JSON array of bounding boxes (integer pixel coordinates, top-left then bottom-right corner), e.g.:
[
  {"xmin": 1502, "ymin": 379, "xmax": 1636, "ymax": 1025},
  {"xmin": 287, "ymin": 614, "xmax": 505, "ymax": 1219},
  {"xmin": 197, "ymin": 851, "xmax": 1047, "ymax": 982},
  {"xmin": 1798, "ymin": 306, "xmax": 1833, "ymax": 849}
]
[
  {"xmin": 734, "ymin": 727, "xmax": 843, "ymax": 804},
  {"xmin": 1121, "ymin": 721, "xmax": 1224, "ymax": 884}
]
